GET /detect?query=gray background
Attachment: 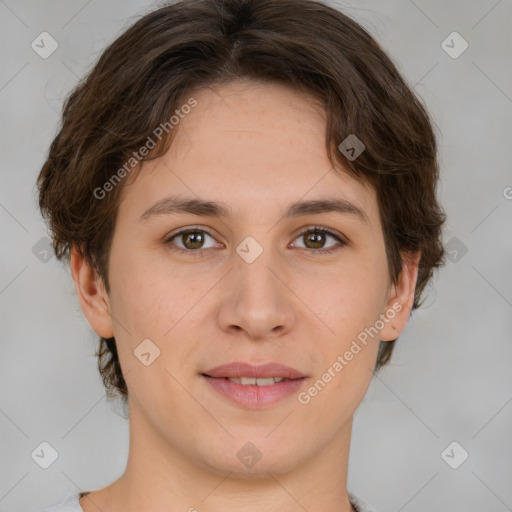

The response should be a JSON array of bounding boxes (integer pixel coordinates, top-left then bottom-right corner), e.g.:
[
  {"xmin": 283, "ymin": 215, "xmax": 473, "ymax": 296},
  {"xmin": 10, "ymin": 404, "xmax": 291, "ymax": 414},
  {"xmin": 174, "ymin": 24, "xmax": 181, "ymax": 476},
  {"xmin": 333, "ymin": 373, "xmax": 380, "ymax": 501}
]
[{"xmin": 1, "ymin": 1, "xmax": 511, "ymax": 511}]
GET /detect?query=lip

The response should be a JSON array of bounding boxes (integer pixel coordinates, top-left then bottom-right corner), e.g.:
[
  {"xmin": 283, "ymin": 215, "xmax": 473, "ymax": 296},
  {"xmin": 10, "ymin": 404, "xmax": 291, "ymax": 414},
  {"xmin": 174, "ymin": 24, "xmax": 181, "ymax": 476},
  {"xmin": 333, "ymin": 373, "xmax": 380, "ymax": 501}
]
[
  {"xmin": 202, "ymin": 362, "xmax": 305, "ymax": 379},
  {"xmin": 201, "ymin": 362, "xmax": 307, "ymax": 409}
]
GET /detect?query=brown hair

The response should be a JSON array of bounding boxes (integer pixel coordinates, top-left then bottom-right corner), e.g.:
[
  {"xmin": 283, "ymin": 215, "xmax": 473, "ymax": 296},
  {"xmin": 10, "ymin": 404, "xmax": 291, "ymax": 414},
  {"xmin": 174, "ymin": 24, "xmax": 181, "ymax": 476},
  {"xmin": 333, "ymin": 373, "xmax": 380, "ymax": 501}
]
[{"xmin": 36, "ymin": 0, "xmax": 446, "ymax": 405}]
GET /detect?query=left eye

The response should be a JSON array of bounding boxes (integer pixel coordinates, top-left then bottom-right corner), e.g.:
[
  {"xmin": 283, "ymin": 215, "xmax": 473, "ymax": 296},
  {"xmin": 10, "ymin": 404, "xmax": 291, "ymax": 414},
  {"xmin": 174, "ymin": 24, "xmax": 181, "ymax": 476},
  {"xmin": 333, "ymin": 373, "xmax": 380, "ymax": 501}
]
[{"xmin": 290, "ymin": 228, "xmax": 345, "ymax": 253}]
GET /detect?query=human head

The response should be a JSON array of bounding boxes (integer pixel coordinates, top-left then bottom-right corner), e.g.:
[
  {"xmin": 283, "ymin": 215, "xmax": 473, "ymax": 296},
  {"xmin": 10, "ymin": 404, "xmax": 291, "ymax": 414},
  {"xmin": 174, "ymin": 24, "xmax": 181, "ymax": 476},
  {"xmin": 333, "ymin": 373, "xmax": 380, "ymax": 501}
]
[{"xmin": 36, "ymin": 0, "xmax": 445, "ymax": 407}]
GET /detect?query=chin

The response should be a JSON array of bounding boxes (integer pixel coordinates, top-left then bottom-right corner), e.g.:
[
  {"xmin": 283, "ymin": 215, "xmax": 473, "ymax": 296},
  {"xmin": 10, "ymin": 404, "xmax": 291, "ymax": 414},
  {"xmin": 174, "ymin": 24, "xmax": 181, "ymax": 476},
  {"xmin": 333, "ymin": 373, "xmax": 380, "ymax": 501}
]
[{"xmin": 200, "ymin": 439, "xmax": 302, "ymax": 477}]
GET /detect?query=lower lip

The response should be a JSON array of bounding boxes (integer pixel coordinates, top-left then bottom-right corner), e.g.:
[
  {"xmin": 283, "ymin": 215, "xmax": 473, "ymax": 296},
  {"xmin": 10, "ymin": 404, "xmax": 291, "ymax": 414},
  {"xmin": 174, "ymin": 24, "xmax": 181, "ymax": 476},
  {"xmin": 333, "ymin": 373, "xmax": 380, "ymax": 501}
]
[{"xmin": 202, "ymin": 376, "xmax": 306, "ymax": 409}]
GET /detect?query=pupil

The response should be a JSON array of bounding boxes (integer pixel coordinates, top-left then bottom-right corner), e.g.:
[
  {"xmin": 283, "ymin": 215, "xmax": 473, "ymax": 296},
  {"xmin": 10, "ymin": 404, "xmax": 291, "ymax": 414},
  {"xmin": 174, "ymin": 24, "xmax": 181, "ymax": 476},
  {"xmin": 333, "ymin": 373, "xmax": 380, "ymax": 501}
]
[
  {"xmin": 185, "ymin": 231, "xmax": 203, "ymax": 249},
  {"xmin": 307, "ymin": 231, "xmax": 324, "ymax": 249}
]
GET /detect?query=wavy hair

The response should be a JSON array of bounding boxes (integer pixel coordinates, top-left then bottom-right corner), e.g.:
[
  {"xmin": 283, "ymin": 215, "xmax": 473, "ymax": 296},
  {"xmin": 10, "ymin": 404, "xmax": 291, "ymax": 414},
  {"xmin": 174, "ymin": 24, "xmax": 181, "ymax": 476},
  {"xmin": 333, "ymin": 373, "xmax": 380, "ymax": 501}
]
[{"xmin": 37, "ymin": 0, "xmax": 446, "ymax": 405}]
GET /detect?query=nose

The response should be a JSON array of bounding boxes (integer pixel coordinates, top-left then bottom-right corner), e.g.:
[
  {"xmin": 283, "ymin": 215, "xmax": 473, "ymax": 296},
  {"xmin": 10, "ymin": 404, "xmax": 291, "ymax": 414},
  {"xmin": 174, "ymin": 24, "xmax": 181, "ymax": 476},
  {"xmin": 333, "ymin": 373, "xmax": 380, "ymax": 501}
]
[{"xmin": 217, "ymin": 244, "xmax": 296, "ymax": 340}]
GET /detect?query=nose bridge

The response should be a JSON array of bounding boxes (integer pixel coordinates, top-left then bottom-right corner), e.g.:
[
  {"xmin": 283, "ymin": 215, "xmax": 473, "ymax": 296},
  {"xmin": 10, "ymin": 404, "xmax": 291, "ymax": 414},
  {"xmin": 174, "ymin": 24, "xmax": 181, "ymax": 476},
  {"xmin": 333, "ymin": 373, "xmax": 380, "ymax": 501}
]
[
  {"xmin": 234, "ymin": 234, "xmax": 284, "ymax": 302},
  {"xmin": 221, "ymin": 234, "xmax": 294, "ymax": 337}
]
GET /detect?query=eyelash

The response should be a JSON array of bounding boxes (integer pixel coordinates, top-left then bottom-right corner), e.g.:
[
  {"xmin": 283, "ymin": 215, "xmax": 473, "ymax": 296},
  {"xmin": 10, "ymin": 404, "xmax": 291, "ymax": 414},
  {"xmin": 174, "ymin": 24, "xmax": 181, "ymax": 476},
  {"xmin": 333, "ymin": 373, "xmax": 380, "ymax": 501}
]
[{"xmin": 164, "ymin": 225, "xmax": 347, "ymax": 257}]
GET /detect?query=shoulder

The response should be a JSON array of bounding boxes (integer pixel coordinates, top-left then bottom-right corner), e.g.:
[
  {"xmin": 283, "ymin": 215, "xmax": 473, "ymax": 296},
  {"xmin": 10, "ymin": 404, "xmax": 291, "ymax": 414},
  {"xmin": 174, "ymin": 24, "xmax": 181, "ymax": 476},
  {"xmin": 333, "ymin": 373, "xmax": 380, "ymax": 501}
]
[
  {"xmin": 34, "ymin": 493, "xmax": 83, "ymax": 512},
  {"xmin": 348, "ymin": 491, "xmax": 380, "ymax": 512}
]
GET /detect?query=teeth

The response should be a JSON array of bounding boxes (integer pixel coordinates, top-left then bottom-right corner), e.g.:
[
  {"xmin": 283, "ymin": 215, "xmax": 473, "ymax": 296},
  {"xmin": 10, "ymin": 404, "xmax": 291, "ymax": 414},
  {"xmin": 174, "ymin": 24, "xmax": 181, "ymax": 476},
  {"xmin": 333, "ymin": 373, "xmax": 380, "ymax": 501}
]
[{"xmin": 227, "ymin": 377, "xmax": 285, "ymax": 385}]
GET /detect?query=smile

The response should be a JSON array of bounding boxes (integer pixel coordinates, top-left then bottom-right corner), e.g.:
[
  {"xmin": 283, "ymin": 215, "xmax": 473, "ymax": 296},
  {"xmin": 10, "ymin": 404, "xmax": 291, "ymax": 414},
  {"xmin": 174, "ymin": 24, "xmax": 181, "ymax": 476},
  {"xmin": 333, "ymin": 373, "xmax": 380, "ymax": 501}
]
[{"xmin": 225, "ymin": 376, "xmax": 287, "ymax": 385}]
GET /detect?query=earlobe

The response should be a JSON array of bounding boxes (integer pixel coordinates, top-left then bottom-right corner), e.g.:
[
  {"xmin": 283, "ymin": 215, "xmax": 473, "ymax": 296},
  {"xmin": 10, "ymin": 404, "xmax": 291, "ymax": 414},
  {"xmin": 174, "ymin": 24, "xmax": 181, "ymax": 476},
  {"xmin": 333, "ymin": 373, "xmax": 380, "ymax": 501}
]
[
  {"xmin": 70, "ymin": 245, "xmax": 114, "ymax": 339},
  {"xmin": 380, "ymin": 251, "xmax": 421, "ymax": 342}
]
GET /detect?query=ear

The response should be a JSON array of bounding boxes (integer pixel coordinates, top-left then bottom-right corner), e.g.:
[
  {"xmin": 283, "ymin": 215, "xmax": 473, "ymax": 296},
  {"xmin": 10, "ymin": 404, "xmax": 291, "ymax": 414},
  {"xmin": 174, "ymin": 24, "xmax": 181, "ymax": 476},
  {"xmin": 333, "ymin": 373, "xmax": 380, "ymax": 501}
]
[
  {"xmin": 70, "ymin": 245, "xmax": 114, "ymax": 339},
  {"xmin": 379, "ymin": 251, "xmax": 421, "ymax": 342}
]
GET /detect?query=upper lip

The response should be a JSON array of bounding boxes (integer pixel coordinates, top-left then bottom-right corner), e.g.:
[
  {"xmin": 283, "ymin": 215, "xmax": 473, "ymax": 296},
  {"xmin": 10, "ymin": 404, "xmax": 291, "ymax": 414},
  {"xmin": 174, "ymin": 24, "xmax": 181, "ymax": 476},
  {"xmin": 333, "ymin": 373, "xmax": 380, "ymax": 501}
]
[{"xmin": 202, "ymin": 362, "xmax": 305, "ymax": 379}]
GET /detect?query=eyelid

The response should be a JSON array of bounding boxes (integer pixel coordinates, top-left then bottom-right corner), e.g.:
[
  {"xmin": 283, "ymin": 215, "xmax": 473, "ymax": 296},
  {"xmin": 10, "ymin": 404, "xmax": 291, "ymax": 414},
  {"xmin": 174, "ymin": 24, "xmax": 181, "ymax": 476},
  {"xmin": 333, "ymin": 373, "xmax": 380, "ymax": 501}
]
[
  {"xmin": 164, "ymin": 225, "xmax": 220, "ymax": 245},
  {"xmin": 293, "ymin": 225, "xmax": 348, "ymax": 245}
]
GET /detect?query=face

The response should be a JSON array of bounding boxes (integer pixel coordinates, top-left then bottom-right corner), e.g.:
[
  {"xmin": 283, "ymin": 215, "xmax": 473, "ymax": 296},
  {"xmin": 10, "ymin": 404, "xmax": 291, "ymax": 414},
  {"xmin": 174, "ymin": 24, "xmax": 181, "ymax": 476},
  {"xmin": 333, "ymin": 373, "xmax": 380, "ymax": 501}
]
[{"xmin": 74, "ymin": 79, "xmax": 418, "ymax": 477}]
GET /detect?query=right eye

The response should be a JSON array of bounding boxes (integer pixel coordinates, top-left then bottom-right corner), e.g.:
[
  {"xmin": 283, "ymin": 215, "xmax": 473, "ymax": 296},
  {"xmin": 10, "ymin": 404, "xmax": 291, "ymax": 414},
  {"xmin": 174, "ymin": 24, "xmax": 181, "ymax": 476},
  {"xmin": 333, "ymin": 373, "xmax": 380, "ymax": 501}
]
[{"xmin": 164, "ymin": 227, "xmax": 220, "ymax": 256}]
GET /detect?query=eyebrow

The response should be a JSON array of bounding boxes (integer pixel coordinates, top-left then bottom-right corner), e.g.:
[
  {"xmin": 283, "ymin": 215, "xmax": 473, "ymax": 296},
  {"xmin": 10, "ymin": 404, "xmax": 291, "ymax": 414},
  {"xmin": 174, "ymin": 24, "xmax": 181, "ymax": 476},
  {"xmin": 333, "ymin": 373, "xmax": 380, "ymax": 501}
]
[{"xmin": 138, "ymin": 195, "xmax": 368, "ymax": 223}]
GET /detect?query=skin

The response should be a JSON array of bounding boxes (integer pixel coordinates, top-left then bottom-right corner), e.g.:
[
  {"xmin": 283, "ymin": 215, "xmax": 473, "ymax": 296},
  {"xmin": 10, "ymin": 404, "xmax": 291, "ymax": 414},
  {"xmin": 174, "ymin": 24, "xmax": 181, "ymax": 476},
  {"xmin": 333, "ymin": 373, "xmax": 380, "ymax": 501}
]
[{"xmin": 72, "ymin": 79, "xmax": 420, "ymax": 512}]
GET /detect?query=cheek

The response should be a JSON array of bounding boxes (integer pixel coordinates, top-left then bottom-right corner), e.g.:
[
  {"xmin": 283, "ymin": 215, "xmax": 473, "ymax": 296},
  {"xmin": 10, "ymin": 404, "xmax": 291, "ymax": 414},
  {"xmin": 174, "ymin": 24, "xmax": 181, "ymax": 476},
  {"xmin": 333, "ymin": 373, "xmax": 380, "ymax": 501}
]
[
  {"xmin": 106, "ymin": 271, "xmax": 195, "ymax": 405},
  {"xmin": 114, "ymin": 281, "xmax": 183, "ymax": 348},
  {"xmin": 310, "ymin": 260, "xmax": 389, "ymax": 334},
  {"xmin": 107, "ymin": 244, "xmax": 176, "ymax": 328},
  {"xmin": 305, "ymin": 271, "xmax": 387, "ymax": 401},
  {"xmin": 107, "ymin": 258, "xmax": 202, "ymax": 371}
]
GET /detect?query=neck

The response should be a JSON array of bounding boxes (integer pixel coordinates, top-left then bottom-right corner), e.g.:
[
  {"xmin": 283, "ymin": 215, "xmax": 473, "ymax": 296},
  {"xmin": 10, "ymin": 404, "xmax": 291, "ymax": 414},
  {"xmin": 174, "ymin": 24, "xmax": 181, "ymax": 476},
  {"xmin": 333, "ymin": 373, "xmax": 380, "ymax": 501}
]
[{"xmin": 80, "ymin": 403, "xmax": 357, "ymax": 512}]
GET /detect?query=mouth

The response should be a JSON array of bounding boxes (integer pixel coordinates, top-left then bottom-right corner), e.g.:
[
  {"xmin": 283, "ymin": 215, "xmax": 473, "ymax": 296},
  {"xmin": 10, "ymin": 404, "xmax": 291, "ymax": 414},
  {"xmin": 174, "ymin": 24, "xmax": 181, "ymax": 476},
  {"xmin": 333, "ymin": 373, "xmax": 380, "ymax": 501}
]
[
  {"xmin": 205, "ymin": 376, "xmax": 295, "ymax": 385},
  {"xmin": 201, "ymin": 362, "xmax": 307, "ymax": 409}
]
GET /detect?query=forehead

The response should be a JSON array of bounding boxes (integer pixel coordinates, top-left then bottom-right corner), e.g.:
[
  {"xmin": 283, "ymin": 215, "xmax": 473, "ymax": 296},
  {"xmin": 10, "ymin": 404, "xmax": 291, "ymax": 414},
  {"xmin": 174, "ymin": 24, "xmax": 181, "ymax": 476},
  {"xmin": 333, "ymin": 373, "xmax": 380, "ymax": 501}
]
[
  {"xmin": 118, "ymin": 80, "xmax": 378, "ymax": 226},
  {"xmin": 177, "ymin": 79, "xmax": 327, "ymax": 160}
]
